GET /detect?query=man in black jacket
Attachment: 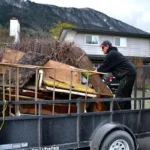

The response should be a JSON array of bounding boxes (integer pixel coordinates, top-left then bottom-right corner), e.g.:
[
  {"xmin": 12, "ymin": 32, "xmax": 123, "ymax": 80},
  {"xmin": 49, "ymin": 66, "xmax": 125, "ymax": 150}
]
[{"xmin": 97, "ymin": 40, "xmax": 136, "ymax": 109}]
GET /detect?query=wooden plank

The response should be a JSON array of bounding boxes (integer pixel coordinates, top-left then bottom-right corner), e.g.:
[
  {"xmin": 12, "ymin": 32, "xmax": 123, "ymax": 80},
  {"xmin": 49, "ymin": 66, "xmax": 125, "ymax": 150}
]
[
  {"xmin": 5, "ymin": 94, "xmax": 40, "ymax": 100},
  {"xmin": 46, "ymin": 86, "xmax": 96, "ymax": 97},
  {"xmin": 2, "ymin": 51, "xmax": 50, "ymax": 88},
  {"xmin": 43, "ymin": 78, "xmax": 97, "ymax": 94},
  {"xmin": 1, "ymin": 48, "xmax": 24, "ymax": 64},
  {"xmin": 19, "ymin": 104, "xmax": 77, "ymax": 114},
  {"xmin": 5, "ymin": 88, "xmax": 54, "ymax": 100},
  {"xmin": 75, "ymin": 51, "xmax": 113, "ymax": 97},
  {"xmin": 0, "ymin": 48, "xmax": 24, "ymax": 73},
  {"xmin": 43, "ymin": 60, "xmax": 81, "ymax": 85}
]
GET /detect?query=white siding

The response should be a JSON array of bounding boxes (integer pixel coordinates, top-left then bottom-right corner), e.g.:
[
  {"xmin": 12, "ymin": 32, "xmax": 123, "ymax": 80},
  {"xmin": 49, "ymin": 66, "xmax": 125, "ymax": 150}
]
[
  {"xmin": 74, "ymin": 33, "xmax": 150, "ymax": 57},
  {"xmin": 75, "ymin": 34, "xmax": 103, "ymax": 55},
  {"xmin": 64, "ymin": 31, "xmax": 77, "ymax": 42}
]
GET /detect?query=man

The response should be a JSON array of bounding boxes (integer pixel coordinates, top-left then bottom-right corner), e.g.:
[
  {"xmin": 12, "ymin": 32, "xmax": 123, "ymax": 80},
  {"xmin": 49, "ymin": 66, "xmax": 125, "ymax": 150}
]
[{"xmin": 97, "ymin": 40, "xmax": 136, "ymax": 109}]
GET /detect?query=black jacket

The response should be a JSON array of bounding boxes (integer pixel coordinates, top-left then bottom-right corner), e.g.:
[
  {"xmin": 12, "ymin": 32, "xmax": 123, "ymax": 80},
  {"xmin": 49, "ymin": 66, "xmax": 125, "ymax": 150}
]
[{"xmin": 97, "ymin": 46, "xmax": 136, "ymax": 80}]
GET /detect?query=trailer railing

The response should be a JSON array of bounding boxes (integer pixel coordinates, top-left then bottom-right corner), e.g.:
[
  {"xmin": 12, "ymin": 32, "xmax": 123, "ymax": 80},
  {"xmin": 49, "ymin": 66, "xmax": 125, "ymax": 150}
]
[{"xmin": 0, "ymin": 63, "xmax": 149, "ymax": 117}]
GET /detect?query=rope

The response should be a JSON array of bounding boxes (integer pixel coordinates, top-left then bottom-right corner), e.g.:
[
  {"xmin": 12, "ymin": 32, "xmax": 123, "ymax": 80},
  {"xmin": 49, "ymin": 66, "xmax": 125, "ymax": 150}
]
[{"xmin": 0, "ymin": 100, "xmax": 7, "ymax": 131}]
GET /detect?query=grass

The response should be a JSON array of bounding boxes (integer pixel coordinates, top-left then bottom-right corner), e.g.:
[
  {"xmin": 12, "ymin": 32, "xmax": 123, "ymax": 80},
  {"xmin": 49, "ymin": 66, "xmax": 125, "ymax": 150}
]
[
  {"xmin": 145, "ymin": 84, "xmax": 150, "ymax": 90},
  {"xmin": 137, "ymin": 84, "xmax": 150, "ymax": 91}
]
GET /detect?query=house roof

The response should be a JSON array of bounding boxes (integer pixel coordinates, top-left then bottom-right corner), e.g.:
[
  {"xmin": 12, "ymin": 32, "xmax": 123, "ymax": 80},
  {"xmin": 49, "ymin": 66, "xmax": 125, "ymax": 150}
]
[{"xmin": 60, "ymin": 28, "xmax": 150, "ymax": 39}]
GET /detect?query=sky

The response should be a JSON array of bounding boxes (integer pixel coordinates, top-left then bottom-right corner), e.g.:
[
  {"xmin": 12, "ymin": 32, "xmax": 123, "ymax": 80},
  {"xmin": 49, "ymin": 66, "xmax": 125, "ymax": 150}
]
[{"xmin": 31, "ymin": 0, "xmax": 150, "ymax": 33}]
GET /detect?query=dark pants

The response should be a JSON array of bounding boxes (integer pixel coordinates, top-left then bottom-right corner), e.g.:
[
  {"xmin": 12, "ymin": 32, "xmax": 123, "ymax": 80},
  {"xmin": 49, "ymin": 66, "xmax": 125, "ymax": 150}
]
[{"xmin": 116, "ymin": 74, "xmax": 136, "ymax": 110}]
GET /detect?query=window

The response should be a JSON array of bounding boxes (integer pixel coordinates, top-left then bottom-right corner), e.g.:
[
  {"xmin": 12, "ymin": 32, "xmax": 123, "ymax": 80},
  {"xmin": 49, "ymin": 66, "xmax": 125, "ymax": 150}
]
[
  {"xmin": 114, "ymin": 37, "xmax": 127, "ymax": 47},
  {"xmin": 85, "ymin": 35, "xmax": 99, "ymax": 45}
]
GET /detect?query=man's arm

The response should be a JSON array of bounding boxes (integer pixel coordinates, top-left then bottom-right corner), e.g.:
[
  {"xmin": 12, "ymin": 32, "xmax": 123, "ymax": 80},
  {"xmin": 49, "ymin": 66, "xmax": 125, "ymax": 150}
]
[{"xmin": 97, "ymin": 51, "xmax": 117, "ymax": 73}]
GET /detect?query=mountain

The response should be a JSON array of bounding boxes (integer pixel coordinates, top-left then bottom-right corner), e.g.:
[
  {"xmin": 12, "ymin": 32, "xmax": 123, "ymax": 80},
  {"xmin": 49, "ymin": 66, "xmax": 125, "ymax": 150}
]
[{"xmin": 0, "ymin": 0, "xmax": 149, "ymax": 35}]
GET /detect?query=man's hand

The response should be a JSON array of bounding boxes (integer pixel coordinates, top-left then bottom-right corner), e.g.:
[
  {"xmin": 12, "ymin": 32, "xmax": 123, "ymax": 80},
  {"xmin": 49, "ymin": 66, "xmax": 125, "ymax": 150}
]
[
  {"xmin": 91, "ymin": 69, "xmax": 98, "ymax": 75},
  {"xmin": 94, "ymin": 69, "xmax": 97, "ymax": 72},
  {"xmin": 94, "ymin": 69, "xmax": 104, "ymax": 78}
]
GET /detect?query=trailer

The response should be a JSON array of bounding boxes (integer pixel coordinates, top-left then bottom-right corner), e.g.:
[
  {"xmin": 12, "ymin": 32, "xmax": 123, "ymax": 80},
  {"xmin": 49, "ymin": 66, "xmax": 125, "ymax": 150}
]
[{"xmin": 0, "ymin": 63, "xmax": 150, "ymax": 150}]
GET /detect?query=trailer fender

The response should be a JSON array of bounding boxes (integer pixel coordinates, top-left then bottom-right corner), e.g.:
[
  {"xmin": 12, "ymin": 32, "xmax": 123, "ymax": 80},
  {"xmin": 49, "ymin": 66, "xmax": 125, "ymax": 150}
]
[{"xmin": 90, "ymin": 123, "xmax": 137, "ymax": 150}]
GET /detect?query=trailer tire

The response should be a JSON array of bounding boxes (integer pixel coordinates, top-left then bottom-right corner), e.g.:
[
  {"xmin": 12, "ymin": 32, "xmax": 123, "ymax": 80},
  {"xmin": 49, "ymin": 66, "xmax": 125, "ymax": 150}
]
[{"xmin": 100, "ymin": 130, "xmax": 135, "ymax": 150}]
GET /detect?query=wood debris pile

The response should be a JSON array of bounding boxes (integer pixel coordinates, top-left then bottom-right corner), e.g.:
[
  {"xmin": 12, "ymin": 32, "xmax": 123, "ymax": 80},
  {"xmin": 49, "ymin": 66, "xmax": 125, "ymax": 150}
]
[{"xmin": 0, "ymin": 39, "xmax": 113, "ymax": 115}]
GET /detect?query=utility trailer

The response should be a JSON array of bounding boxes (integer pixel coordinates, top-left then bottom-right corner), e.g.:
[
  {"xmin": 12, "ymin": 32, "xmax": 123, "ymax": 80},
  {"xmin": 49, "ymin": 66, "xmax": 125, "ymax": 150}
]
[{"xmin": 0, "ymin": 63, "xmax": 150, "ymax": 150}]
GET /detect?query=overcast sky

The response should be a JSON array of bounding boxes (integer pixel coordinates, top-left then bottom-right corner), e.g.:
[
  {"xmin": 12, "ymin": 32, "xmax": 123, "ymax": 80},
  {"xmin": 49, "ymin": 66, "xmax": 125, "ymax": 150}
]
[{"xmin": 31, "ymin": 0, "xmax": 150, "ymax": 33}]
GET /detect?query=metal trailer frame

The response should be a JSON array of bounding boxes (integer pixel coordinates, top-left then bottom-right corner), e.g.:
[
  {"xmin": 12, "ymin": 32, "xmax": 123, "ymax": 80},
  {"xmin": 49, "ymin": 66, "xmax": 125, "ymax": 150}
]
[{"xmin": 0, "ymin": 64, "xmax": 150, "ymax": 150}]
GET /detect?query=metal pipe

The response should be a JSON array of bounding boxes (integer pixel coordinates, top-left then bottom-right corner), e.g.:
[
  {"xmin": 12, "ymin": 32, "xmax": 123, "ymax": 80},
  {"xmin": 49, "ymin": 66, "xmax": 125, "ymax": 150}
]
[
  {"xmin": 142, "ymin": 67, "xmax": 145, "ymax": 109},
  {"xmin": 2, "ymin": 71, "xmax": 5, "ymax": 102},
  {"xmin": 68, "ymin": 70, "xmax": 73, "ymax": 114},
  {"xmin": 138, "ymin": 67, "xmax": 142, "ymax": 110},
  {"xmin": 77, "ymin": 101, "xmax": 80, "ymax": 148},
  {"xmin": 110, "ymin": 99, "xmax": 114, "ymax": 122},
  {"xmin": 84, "ymin": 74, "xmax": 89, "ymax": 112},
  {"xmin": 52, "ymin": 68, "xmax": 56, "ymax": 115},
  {"xmin": 134, "ymin": 68, "xmax": 137, "ymax": 109},
  {"xmin": 35, "ymin": 68, "xmax": 39, "ymax": 115},
  {"xmin": 38, "ymin": 103, "xmax": 42, "ymax": 147},
  {"xmin": 15, "ymin": 67, "xmax": 20, "ymax": 116},
  {"xmin": 9, "ymin": 67, "xmax": 12, "ymax": 115}
]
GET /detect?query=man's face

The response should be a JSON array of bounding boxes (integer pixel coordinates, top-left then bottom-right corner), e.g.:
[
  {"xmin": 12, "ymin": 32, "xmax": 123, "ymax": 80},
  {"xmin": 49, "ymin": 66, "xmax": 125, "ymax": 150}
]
[{"xmin": 101, "ymin": 45, "xmax": 109, "ymax": 54}]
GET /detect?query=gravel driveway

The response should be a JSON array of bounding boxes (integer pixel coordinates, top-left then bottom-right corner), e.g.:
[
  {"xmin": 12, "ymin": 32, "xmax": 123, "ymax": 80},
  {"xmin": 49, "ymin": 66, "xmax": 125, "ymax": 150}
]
[{"xmin": 138, "ymin": 137, "xmax": 150, "ymax": 150}]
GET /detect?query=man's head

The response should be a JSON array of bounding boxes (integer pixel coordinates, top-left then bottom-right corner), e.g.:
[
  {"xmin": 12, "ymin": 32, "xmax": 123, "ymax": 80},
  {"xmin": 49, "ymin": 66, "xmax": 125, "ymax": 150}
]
[{"xmin": 100, "ymin": 40, "xmax": 112, "ymax": 54}]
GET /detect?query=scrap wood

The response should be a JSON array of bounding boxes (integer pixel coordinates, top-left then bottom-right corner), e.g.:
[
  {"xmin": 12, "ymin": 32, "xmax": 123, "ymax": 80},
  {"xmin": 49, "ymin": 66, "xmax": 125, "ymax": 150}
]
[
  {"xmin": 5, "ymin": 94, "xmax": 40, "ymax": 100},
  {"xmin": 6, "ymin": 88, "xmax": 53, "ymax": 99},
  {"xmin": 0, "ymin": 48, "xmax": 25, "ymax": 74},
  {"xmin": 44, "ymin": 78, "xmax": 71, "ymax": 89},
  {"xmin": 43, "ymin": 78, "xmax": 97, "ymax": 95},
  {"xmin": 5, "ymin": 87, "xmax": 91, "ymax": 100},
  {"xmin": 1, "ymin": 48, "xmax": 25, "ymax": 64},
  {"xmin": 3, "ymin": 51, "xmax": 50, "ymax": 88},
  {"xmin": 75, "ymin": 51, "xmax": 113, "ymax": 97},
  {"xmin": 69, "ymin": 66, "xmax": 107, "ymax": 75},
  {"xmin": 20, "ymin": 103, "xmax": 77, "ymax": 114},
  {"xmin": 9, "ymin": 40, "xmax": 113, "ymax": 97},
  {"xmin": 43, "ymin": 60, "xmax": 81, "ymax": 85},
  {"xmin": 45, "ymin": 86, "xmax": 96, "ymax": 98}
]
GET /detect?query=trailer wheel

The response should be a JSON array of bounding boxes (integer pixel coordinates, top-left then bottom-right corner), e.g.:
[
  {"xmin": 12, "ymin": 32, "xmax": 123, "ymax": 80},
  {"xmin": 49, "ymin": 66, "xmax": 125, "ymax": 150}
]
[{"xmin": 100, "ymin": 130, "xmax": 135, "ymax": 150}]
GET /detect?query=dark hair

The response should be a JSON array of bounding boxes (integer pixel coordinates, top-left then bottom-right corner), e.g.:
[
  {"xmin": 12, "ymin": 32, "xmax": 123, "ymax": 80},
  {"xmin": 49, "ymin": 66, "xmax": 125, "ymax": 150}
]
[{"xmin": 101, "ymin": 40, "xmax": 112, "ymax": 46}]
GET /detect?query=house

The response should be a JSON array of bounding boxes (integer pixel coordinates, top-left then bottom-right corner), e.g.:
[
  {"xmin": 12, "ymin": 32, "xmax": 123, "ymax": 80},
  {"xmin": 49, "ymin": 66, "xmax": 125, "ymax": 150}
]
[{"xmin": 59, "ymin": 28, "xmax": 150, "ymax": 65}]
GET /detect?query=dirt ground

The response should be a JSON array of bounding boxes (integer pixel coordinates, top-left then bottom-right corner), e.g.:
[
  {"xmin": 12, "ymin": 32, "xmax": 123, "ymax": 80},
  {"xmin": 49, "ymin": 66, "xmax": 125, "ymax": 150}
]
[{"xmin": 138, "ymin": 137, "xmax": 150, "ymax": 150}]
